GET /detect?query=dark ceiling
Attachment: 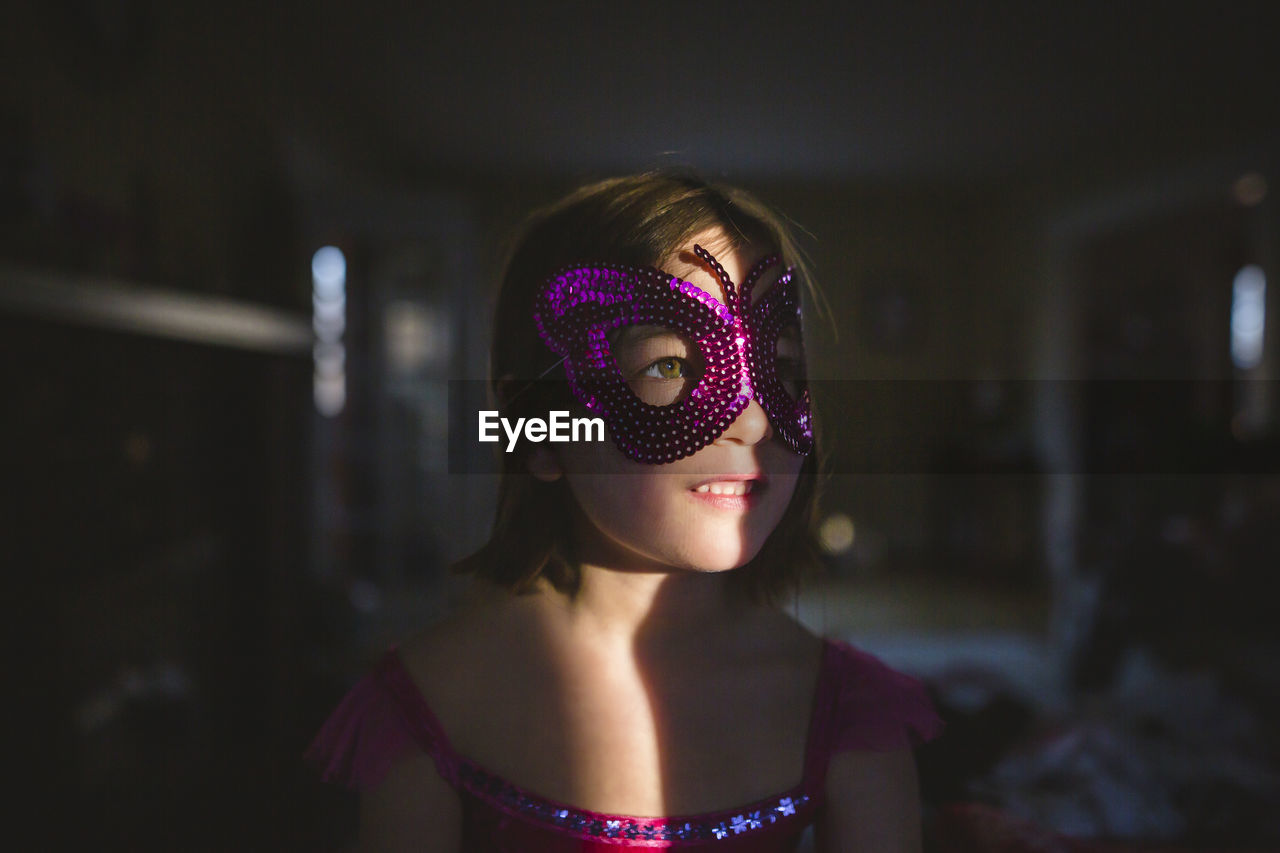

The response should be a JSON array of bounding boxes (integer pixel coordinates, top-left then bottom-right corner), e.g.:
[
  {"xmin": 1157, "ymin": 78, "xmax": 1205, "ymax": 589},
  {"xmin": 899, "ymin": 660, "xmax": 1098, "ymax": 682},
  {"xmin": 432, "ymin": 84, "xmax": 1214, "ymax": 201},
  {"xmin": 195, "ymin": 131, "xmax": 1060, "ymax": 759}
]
[
  {"xmin": 289, "ymin": 0, "xmax": 1280, "ymax": 181},
  {"xmin": 5, "ymin": 0, "xmax": 1280, "ymax": 185}
]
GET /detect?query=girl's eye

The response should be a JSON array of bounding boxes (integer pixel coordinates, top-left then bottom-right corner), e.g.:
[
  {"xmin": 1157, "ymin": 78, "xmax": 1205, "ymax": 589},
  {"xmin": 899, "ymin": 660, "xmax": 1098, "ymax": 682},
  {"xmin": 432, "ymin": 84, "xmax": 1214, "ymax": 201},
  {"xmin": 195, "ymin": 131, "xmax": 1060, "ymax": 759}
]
[
  {"xmin": 774, "ymin": 321, "xmax": 805, "ymax": 397},
  {"xmin": 776, "ymin": 356, "xmax": 805, "ymax": 397},
  {"xmin": 613, "ymin": 326, "xmax": 702, "ymax": 406},
  {"xmin": 776, "ymin": 356, "xmax": 804, "ymax": 379},
  {"xmin": 643, "ymin": 357, "xmax": 688, "ymax": 380}
]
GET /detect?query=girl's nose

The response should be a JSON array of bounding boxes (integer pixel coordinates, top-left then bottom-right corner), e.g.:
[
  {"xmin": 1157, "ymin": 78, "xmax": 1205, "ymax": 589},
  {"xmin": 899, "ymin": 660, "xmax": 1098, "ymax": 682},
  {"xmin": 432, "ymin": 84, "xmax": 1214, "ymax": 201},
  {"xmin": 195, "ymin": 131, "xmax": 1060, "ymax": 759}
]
[{"xmin": 717, "ymin": 398, "xmax": 774, "ymax": 447}]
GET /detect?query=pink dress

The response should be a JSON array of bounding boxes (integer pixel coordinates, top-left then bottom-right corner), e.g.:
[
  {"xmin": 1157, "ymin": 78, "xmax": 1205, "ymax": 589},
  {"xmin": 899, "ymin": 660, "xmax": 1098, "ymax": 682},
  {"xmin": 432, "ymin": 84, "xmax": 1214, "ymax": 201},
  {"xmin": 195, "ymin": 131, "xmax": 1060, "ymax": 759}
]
[{"xmin": 306, "ymin": 639, "xmax": 942, "ymax": 851}]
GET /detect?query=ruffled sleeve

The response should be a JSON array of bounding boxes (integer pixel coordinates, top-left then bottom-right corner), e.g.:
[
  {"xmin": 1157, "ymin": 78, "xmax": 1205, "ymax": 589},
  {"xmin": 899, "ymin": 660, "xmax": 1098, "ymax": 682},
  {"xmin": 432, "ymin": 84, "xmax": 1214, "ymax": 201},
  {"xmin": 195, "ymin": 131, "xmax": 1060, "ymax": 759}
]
[
  {"xmin": 822, "ymin": 640, "xmax": 944, "ymax": 754},
  {"xmin": 304, "ymin": 652, "xmax": 459, "ymax": 792}
]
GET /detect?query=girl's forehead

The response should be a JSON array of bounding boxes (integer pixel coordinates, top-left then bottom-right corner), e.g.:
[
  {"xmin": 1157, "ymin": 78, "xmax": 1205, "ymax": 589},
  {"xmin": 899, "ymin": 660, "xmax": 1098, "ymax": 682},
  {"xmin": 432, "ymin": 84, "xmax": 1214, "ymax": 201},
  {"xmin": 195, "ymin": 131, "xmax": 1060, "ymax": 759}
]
[{"xmin": 659, "ymin": 231, "xmax": 781, "ymax": 307}]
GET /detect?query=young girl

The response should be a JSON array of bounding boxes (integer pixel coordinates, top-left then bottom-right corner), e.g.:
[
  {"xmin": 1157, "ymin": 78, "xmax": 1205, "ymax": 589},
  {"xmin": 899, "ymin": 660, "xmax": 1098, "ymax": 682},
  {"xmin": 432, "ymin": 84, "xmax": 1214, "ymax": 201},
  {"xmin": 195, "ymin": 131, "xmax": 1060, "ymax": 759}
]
[{"xmin": 307, "ymin": 171, "xmax": 942, "ymax": 851}]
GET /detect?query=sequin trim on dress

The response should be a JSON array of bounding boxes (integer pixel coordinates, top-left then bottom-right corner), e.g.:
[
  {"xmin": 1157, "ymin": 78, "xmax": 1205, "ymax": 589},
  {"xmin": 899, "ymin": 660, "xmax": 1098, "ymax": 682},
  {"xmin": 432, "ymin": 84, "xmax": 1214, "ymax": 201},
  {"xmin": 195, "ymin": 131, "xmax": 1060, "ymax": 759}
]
[{"xmin": 455, "ymin": 761, "xmax": 813, "ymax": 843}]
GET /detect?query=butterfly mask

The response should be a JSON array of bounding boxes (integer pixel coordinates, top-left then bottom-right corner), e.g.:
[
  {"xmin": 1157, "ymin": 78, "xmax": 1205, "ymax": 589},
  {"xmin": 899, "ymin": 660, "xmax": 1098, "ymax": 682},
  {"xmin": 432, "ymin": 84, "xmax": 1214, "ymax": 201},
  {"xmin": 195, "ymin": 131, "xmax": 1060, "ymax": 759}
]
[{"xmin": 532, "ymin": 245, "xmax": 812, "ymax": 464}]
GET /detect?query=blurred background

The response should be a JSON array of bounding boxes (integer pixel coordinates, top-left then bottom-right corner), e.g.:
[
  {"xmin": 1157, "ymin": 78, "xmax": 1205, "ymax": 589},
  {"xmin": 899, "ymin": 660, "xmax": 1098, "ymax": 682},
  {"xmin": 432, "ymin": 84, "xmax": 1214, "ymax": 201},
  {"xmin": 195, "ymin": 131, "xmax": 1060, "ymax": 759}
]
[{"xmin": 3, "ymin": 1, "xmax": 1278, "ymax": 849}]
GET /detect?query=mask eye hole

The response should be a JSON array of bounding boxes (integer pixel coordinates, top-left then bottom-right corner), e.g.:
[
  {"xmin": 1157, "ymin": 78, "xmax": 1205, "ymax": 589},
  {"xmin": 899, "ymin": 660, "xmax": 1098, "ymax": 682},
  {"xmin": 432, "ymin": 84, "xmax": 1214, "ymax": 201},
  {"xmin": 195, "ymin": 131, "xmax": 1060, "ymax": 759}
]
[
  {"xmin": 774, "ymin": 321, "xmax": 806, "ymax": 400},
  {"xmin": 610, "ymin": 325, "xmax": 704, "ymax": 407}
]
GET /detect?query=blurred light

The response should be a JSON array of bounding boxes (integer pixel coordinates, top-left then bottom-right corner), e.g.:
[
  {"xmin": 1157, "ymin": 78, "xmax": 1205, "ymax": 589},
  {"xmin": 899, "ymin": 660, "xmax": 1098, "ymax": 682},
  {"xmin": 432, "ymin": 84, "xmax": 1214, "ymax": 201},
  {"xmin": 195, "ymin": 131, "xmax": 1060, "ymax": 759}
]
[
  {"xmin": 0, "ymin": 267, "xmax": 312, "ymax": 353},
  {"xmin": 314, "ymin": 372, "xmax": 346, "ymax": 417},
  {"xmin": 1232, "ymin": 172, "xmax": 1268, "ymax": 207},
  {"xmin": 312, "ymin": 245, "xmax": 348, "ymax": 416},
  {"xmin": 385, "ymin": 300, "xmax": 449, "ymax": 373},
  {"xmin": 312, "ymin": 306, "xmax": 346, "ymax": 342},
  {"xmin": 75, "ymin": 662, "xmax": 193, "ymax": 734},
  {"xmin": 311, "ymin": 246, "xmax": 347, "ymax": 301},
  {"xmin": 818, "ymin": 513, "xmax": 856, "ymax": 555},
  {"xmin": 1231, "ymin": 264, "xmax": 1266, "ymax": 370},
  {"xmin": 312, "ymin": 293, "xmax": 346, "ymax": 317},
  {"xmin": 314, "ymin": 341, "xmax": 345, "ymax": 377}
]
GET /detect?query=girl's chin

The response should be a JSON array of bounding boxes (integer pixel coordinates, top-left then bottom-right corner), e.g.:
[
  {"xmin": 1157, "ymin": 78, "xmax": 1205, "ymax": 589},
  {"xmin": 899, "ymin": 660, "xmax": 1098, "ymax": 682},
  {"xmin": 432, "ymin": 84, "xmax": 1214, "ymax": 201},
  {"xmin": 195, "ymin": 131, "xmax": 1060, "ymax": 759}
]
[
  {"xmin": 678, "ymin": 561, "xmax": 745, "ymax": 575},
  {"xmin": 673, "ymin": 544, "xmax": 766, "ymax": 574}
]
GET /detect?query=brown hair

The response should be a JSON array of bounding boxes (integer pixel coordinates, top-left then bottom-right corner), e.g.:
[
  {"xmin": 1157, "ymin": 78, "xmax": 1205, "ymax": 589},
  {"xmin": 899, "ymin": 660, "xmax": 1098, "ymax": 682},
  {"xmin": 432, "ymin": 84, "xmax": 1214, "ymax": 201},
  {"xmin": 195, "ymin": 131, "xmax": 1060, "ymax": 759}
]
[{"xmin": 456, "ymin": 169, "xmax": 823, "ymax": 601}]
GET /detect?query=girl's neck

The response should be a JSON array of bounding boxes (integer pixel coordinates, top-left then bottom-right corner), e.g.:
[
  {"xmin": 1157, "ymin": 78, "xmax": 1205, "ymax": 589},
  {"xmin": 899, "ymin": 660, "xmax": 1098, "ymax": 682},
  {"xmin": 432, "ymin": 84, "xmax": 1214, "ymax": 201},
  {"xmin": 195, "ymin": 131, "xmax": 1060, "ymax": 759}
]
[{"xmin": 534, "ymin": 565, "xmax": 745, "ymax": 660}]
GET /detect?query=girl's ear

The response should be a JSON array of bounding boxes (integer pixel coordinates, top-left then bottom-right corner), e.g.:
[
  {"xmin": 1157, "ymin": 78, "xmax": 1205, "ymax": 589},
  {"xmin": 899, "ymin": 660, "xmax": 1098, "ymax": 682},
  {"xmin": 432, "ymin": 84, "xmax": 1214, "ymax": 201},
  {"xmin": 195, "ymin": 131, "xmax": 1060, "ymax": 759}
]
[
  {"xmin": 527, "ymin": 446, "xmax": 563, "ymax": 482},
  {"xmin": 497, "ymin": 370, "xmax": 562, "ymax": 481}
]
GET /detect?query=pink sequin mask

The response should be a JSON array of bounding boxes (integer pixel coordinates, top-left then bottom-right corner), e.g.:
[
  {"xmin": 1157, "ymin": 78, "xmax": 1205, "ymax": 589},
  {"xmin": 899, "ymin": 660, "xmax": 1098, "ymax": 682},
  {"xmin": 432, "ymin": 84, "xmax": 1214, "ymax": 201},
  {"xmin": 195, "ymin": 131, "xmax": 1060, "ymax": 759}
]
[{"xmin": 533, "ymin": 245, "xmax": 813, "ymax": 464}]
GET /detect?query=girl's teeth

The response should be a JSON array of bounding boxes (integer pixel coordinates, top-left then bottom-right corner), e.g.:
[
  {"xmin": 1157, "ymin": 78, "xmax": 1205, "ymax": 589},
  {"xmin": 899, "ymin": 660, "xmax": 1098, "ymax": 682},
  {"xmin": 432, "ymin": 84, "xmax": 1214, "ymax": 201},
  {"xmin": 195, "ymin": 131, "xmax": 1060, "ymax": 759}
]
[{"xmin": 695, "ymin": 482, "xmax": 753, "ymax": 496}]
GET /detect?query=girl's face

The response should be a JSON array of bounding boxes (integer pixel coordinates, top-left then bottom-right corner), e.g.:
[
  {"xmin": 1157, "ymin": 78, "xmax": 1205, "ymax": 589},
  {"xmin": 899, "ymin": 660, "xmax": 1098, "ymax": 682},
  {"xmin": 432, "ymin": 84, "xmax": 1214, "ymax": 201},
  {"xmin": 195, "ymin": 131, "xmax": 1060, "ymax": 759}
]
[{"xmin": 544, "ymin": 230, "xmax": 806, "ymax": 575}]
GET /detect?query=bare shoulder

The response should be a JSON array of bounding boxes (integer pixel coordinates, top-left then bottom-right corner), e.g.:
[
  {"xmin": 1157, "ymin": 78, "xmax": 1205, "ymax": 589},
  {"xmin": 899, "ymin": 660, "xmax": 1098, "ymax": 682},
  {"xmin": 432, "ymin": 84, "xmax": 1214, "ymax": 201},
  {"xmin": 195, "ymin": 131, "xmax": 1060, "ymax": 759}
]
[
  {"xmin": 353, "ymin": 596, "xmax": 518, "ymax": 852},
  {"xmin": 356, "ymin": 751, "xmax": 461, "ymax": 853},
  {"xmin": 394, "ymin": 588, "xmax": 535, "ymax": 752},
  {"xmin": 397, "ymin": 599, "xmax": 498, "ymax": 684},
  {"xmin": 820, "ymin": 749, "xmax": 922, "ymax": 853}
]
